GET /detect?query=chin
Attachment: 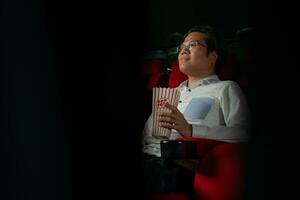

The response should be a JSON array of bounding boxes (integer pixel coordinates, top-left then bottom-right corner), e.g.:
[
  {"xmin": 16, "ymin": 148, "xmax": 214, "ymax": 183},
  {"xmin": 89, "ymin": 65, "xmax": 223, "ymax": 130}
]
[{"xmin": 179, "ymin": 66, "xmax": 189, "ymax": 75}]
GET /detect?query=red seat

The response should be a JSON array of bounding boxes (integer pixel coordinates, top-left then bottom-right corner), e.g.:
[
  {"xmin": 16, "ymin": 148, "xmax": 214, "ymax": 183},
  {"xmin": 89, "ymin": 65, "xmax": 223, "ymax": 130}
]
[
  {"xmin": 168, "ymin": 61, "xmax": 187, "ymax": 88},
  {"xmin": 143, "ymin": 60, "xmax": 166, "ymax": 90},
  {"xmin": 179, "ymin": 138, "xmax": 246, "ymax": 200},
  {"xmin": 147, "ymin": 138, "xmax": 247, "ymax": 200}
]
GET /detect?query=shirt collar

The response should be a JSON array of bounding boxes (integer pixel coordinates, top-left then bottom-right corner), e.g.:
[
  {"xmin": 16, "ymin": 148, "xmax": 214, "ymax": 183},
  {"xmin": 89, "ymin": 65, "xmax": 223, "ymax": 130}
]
[{"xmin": 178, "ymin": 74, "xmax": 220, "ymax": 89}]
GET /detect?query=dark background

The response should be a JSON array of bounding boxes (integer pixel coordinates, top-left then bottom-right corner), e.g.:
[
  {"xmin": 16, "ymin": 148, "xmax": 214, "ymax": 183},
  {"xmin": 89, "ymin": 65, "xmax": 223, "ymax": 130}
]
[{"xmin": 1, "ymin": 0, "xmax": 299, "ymax": 199}]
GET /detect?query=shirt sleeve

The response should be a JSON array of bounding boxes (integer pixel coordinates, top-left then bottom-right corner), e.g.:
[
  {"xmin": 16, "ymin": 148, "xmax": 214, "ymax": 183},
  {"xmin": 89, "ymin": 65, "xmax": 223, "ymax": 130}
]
[
  {"xmin": 142, "ymin": 114, "xmax": 163, "ymax": 157},
  {"xmin": 142, "ymin": 114, "xmax": 153, "ymax": 147},
  {"xmin": 191, "ymin": 82, "xmax": 250, "ymax": 142}
]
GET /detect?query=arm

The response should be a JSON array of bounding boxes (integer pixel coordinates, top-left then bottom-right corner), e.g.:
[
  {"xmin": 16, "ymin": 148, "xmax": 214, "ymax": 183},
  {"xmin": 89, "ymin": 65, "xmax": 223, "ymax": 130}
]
[{"xmin": 142, "ymin": 114, "xmax": 162, "ymax": 156}]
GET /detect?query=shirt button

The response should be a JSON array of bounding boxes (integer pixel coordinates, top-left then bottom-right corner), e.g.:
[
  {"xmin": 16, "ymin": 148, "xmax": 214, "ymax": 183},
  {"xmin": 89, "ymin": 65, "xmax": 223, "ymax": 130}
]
[
  {"xmin": 179, "ymin": 100, "xmax": 182, "ymax": 103},
  {"xmin": 188, "ymin": 89, "xmax": 191, "ymax": 92}
]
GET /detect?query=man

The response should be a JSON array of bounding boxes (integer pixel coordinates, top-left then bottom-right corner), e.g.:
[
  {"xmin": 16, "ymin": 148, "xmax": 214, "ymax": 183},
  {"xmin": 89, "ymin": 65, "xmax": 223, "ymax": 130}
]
[{"xmin": 142, "ymin": 25, "xmax": 250, "ymax": 195}]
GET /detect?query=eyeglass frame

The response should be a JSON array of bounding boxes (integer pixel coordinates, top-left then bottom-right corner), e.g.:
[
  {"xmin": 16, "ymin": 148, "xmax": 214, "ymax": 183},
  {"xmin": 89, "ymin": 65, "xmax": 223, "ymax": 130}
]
[{"xmin": 177, "ymin": 40, "xmax": 207, "ymax": 53}]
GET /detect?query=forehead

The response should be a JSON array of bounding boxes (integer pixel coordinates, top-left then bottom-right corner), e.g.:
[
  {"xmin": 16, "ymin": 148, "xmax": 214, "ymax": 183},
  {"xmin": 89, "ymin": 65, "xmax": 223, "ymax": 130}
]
[{"xmin": 184, "ymin": 32, "xmax": 206, "ymax": 43}]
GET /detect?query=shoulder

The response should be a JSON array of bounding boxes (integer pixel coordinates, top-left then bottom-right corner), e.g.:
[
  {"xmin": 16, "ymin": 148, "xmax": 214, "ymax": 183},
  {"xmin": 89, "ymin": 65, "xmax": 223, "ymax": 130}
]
[
  {"xmin": 217, "ymin": 80, "xmax": 242, "ymax": 90},
  {"xmin": 216, "ymin": 80, "xmax": 246, "ymax": 100},
  {"xmin": 218, "ymin": 80, "xmax": 238, "ymax": 86}
]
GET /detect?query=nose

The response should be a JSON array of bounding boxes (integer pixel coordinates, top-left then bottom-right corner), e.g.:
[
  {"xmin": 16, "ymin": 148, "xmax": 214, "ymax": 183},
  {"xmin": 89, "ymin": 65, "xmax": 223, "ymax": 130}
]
[{"xmin": 180, "ymin": 46, "xmax": 190, "ymax": 55}]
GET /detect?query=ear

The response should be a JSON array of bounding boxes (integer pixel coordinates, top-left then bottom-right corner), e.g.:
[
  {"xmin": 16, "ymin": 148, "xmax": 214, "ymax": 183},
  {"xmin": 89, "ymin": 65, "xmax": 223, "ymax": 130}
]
[{"xmin": 209, "ymin": 51, "xmax": 218, "ymax": 65}]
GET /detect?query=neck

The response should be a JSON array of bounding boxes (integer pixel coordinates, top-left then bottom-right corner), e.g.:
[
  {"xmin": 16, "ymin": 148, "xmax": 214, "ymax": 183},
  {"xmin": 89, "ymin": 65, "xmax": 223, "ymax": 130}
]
[{"xmin": 187, "ymin": 72, "xmax": 215, "ymax": 88}]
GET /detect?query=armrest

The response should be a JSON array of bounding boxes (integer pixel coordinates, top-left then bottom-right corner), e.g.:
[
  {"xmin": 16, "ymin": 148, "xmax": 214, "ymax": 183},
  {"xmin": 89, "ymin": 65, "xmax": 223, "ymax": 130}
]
[
  {"xmin": 160, "ymin": 138, "xmax": 229, "ymax": 172},
  {"xmin": 160, "ymin": 140, "xmax": 199, "ymax": 172},
  {"xmin": 160, "ymin": 140, "xmax": 198, "ymax": 159},
  {"xmin": 176, "ymin": 137, "xmax": 225, "ymax": 158},
  {"xmin": 160, "ymin": 138, "xmax": 225, "ymax": 159}
]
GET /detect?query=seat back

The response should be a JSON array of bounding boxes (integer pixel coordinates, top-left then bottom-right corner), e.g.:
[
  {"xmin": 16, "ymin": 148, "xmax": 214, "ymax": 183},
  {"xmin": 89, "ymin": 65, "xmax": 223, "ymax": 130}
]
[
  {"xmin": 143, "ymin": 59, "xmax": 169, "ymax": 90},
  {"xmin": 176, "ymin": 138, "xmax": 247, "ymax": 200},
  {"xmin": 168, "ymin": 61, "xmax": 187, "ymax": 88},
  {"xmin": 142, "ymin": 50, "xmax": 170, "ymax": 91},
  {"xmin": 194, "ymin": 142, "xmax": 246, "ymax": 200}
]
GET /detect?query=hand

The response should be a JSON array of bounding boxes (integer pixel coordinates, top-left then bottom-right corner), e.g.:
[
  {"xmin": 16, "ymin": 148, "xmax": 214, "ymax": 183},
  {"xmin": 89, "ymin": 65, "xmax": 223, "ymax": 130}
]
[{"xmin": 158, "ymin": 102, "xmax": 192, "ymax": 138}]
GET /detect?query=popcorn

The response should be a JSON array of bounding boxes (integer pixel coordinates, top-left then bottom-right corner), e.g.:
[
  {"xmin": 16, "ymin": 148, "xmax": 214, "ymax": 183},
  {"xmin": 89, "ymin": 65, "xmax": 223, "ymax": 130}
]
[{"xmin": 152, "ymin": 87, "xmax": 180, "ymax": 138}]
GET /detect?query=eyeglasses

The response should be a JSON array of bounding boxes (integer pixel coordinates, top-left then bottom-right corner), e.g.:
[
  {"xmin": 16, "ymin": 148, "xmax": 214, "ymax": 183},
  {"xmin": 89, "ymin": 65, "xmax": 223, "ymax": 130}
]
[{"xmin": 177, "ymin": 41, "xmax": 207, "ymax": 53}]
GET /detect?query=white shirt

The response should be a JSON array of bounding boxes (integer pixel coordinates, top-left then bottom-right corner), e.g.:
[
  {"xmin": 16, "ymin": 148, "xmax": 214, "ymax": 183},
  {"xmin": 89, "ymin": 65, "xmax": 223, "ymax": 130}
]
[{"xmin": 142, "ymin": 74, "xmax": 250, "ymax": 157}]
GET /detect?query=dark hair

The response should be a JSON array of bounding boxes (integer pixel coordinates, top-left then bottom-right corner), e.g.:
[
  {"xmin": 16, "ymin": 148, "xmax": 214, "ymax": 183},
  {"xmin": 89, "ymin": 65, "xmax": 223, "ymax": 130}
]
[{"xmin": 179, "ymin": 25, "xmax": 225, "ymax": 70}]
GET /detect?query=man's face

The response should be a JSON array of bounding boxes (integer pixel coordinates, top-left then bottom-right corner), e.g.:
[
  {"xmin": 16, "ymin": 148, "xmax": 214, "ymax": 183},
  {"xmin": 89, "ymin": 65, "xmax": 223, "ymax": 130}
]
[{"xmin": 178, "ymin": 32, "xmax": 217, "ymax": 76}]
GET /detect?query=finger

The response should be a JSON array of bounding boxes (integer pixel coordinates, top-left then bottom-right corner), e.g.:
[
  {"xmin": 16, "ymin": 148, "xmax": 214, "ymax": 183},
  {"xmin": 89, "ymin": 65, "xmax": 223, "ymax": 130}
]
[
  {"xmin": 164, "ymin": 103, "xmax": 181, "ymax": 114},
  {"xmin": 159, "ymin": 110, "xmax": 183, "ymax": 123},
  {"xmin": 157, "ymin": 116, "xmax": 174, "ymax": 124},
  {"xmin": 159, "ymin": 122, "xmax": 181, "ymax": 132},
  {"xmin": 159, "ymin": 122, "xmax": 174, "ymax": 130},
  {"xmin": 158, "ymin": 112, "xmax": 175, "ymax": 119}
]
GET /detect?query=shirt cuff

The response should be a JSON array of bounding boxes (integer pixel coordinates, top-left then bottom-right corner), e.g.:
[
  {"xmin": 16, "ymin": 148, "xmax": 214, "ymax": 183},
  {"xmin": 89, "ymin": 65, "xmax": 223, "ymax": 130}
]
[{"xmin": 191, "ymin": 125, "xmax": 209, "ymax": 138}]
